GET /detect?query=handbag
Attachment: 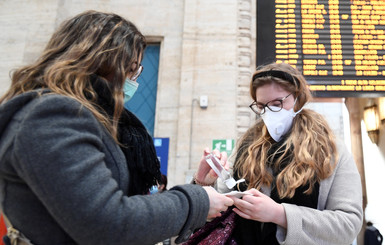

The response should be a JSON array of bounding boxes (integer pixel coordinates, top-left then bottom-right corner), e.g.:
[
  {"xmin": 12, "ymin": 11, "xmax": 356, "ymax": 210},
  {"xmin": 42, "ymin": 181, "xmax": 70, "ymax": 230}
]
[
  {"xmin": 183, "ymin": 207, "xmax": 237, "ymax": 245},
  {"xmin": 4, "ymin": 227, "xmax": 34, "ymax": 245},
  {"xmin": 2, "ymin": 214, "xmax": 34, "ymax": 245}
]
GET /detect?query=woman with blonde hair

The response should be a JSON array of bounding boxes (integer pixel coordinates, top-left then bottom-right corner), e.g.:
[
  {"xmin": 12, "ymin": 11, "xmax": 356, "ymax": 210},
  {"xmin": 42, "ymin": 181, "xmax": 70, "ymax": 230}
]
[
  {"xmin": 0, "ymin": 10, "xmax": 233, "ymax": 245},
  {"xmin": 194, "ymin": 62, "xmax": 363, "ymax": 244}
]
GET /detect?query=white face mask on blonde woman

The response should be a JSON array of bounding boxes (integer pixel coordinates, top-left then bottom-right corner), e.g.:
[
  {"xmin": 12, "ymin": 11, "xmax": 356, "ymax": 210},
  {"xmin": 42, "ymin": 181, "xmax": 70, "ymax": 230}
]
[
  {"xmin": 260, "ymin": 102, "xmax": 302, "ymax": 142},
  {"xmin": 253, "ymin": 83, "xmax": 302, "ymax": 142}
]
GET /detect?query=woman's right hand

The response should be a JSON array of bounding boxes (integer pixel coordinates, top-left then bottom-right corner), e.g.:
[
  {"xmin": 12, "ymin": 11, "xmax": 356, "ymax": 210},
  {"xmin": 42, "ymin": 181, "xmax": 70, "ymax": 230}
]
[
  {"xmin": 195, "ymin": 148, "xmax": 229, "ymax": 186},
  {"xmin": 203, "ymin": 186, "xmax": 234, "ymax": 219}
]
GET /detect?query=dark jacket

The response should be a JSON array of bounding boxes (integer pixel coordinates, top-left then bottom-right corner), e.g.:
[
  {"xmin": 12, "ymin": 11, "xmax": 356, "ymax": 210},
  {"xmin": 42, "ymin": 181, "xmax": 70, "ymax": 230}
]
[
  {"xmin": 365, "ymin": 225, "xmax": 383, "ymax": 245},
  {"xmin": 0, "ymin": 90, "xmax": 209, "ymax": 245}
]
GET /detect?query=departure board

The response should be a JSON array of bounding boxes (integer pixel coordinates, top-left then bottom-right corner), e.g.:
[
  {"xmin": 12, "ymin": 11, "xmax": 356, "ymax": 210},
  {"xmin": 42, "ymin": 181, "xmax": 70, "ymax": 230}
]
[{"xmin": 257, "ymin": 0, "xmax": 385, "ymax": 97}]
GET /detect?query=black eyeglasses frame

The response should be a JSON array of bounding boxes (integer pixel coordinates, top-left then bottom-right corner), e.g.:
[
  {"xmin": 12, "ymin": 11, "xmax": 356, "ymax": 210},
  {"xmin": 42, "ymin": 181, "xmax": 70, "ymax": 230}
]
[{"xmin": 249, "ymin": 92, "xmax": 294, "ymax": 115}]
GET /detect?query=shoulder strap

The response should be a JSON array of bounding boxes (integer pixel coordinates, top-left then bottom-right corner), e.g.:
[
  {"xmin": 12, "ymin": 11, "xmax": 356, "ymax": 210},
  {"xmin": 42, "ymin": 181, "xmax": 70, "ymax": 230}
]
[{"xmin": 2, "ymin": 213, "xmax": 12, "ymax": 228}]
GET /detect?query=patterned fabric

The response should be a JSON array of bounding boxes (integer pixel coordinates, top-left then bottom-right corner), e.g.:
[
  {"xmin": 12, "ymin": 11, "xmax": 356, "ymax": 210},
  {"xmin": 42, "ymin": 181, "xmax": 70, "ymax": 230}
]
[{"xmin": 183, "ymin": 208, "xmax": 237, "ymax": 245}]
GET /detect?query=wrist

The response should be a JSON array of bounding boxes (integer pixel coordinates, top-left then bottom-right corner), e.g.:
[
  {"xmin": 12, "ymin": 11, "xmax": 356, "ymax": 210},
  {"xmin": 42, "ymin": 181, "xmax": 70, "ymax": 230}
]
[
  {"xmin": 274, "ymin": 204, "xmax": 287, "ymax": 228},
  {"xmin": 193, "ymin": 174, "xmax": 214, "ymax": 186}
]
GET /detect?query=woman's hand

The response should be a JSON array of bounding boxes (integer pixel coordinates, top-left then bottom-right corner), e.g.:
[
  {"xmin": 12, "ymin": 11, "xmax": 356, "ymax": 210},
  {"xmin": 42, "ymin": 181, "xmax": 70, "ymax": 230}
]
[
  {"xmin": 230, "ymin": 188, "xmax": 287, "ymax": 228},
  {"xmin": 203, "ymin": 186, "xmax": 234, "ymax": 219},
  {"xmin": 194, "ymin": 148, "xmax": 229, "ymax": 186}
]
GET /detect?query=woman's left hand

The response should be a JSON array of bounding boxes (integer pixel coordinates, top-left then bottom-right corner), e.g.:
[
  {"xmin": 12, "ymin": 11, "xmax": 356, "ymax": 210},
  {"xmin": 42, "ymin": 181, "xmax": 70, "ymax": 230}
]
[
  {"xmin": 229, "ymin": 188, "xmax": 287, "ymax": 228},
  {"xmin": 195, "ymin": 148, "xmax": 228, "ymax": 186}
]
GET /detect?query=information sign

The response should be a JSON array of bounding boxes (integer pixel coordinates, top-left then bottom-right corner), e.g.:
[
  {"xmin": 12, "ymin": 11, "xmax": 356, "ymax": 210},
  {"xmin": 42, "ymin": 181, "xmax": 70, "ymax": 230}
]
[{"xmin": 257, "ymin": 0, "xmax": 385, "ymax": 97}]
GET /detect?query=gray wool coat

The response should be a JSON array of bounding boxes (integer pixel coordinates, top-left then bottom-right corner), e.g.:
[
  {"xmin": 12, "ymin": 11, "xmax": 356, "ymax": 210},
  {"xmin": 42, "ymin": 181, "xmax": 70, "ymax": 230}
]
[{"xmin": 0, "ymin": 91, "xmax": 209, "ymax": 245}]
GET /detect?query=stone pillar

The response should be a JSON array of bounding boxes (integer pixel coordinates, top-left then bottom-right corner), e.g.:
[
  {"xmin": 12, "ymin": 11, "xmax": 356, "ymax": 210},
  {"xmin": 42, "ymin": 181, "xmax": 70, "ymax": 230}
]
[
  {"xmin": 345, "ymin": 97, "xmax": 367, "ymax": 245},
  {"xmin": 176, "ymin": 0, "xmax": 241, "ymax": 184},
  {"xmin": 236, "ymin": 0, "xmax": 255, "ymax": 139}
]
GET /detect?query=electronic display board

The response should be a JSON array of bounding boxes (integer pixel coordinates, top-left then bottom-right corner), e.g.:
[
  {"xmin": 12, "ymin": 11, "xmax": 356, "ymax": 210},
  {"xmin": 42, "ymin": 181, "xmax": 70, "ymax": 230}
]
[{"xmin": 257, "ymin": 0, "xmax": 385, "ymax": 97}]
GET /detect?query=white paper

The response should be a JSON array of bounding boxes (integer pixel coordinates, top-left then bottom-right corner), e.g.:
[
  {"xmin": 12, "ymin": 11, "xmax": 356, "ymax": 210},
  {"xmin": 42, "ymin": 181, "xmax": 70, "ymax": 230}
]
[{"xmin": 223, "ymin": 191, "xmax": 253, "ymax": 198}]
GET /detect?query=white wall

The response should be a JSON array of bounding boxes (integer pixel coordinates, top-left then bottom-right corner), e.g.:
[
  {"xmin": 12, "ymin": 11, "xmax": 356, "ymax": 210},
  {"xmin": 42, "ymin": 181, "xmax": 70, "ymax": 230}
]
[{"xmin": 362, "ymin": 121, "xmax": 385, "ymax": 237}]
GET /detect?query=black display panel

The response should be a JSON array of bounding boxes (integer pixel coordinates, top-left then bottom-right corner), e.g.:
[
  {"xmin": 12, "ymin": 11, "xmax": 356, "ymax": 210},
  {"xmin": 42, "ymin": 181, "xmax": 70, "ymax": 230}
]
[{"xmin": 257, "ymin": 0, "xmax": 385, "ymax": 97}]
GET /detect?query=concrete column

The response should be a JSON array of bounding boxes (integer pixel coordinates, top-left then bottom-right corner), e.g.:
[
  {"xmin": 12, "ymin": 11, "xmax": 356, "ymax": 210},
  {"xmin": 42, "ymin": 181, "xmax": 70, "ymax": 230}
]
[
  {"xmin": 175, "ymin": 0, "xmax": 240, "ymax": 184},
  {"xmin": 345, "ymin": 97, "xmax": 367, "ymax": 245}
]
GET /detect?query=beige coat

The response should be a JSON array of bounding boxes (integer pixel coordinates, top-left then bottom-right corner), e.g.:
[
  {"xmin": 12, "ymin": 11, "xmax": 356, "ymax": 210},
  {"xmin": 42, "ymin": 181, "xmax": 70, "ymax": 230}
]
[{"xmin": 217, "ymin": 141, "xmax": 363, "ymax": 245}]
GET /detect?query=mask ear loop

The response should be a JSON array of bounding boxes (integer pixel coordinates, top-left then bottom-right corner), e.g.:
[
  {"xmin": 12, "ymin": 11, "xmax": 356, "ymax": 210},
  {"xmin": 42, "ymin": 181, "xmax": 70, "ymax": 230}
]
[
  {"xmin": 294, "ymin": 104, "xmax": 304, "ymax": 115},
  {"xmin": 131, "ymin": 65, "xmax": 143, "ymax": 81},
  {"xmin": 292, "ymin": 95, "xmax": 306, "ymax": 115},
  {"xmin": 290, "ymin": 75, "xmax": 304, "ymax": 115}
]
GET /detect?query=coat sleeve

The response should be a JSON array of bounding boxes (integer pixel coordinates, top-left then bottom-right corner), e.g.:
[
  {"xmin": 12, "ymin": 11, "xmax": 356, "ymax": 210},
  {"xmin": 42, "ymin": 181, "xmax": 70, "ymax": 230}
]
[
  {"xmin": 276, "ymin": 143, "xmax": 363, "ymax": 245},
  {"xmin": 12, "ymin": 94, "xmax": 209, "ymax": 245}
]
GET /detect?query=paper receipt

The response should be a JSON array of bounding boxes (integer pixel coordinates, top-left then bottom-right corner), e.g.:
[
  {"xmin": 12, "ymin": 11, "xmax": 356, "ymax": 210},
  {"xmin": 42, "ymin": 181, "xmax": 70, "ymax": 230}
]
[{"xmin": 223, "ymin": 191, "xmax": 253, "ymax": 198}]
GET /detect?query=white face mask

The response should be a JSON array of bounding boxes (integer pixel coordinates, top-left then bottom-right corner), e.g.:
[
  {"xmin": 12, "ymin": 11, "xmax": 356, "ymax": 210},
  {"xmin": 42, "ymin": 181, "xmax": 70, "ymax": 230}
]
[
  {"xmin": 261, "ymin": 104, "xmax": 302, "ymax": 142},
  {"xmin": 123, "ymin": 78, "xmax": 139, "ymax": 103}
]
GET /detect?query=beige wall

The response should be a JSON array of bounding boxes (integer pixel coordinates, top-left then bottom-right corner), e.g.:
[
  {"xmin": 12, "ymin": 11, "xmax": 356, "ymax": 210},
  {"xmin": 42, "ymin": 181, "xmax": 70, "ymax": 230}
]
[{"xmin": 0, "ymin": 0, "xmax": 256, "ymax": 187}]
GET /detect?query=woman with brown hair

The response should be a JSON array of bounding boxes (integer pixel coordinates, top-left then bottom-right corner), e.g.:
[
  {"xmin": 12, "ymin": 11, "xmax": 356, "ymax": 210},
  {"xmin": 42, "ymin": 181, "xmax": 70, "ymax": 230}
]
[
  {"xmin": 194, "ymin": 62, "xmax": 363, "ymax": 244},
  {"xmin": 0, "ymin": 10, "xmax": 233, "ymax": 245}
]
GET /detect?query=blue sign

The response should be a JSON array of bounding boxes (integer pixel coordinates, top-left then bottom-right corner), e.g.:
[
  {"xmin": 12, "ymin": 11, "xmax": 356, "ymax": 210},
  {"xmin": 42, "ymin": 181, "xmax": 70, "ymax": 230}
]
[{"xmin": 153, "ymin": 137, "xmax": 169, "ymax": 175}]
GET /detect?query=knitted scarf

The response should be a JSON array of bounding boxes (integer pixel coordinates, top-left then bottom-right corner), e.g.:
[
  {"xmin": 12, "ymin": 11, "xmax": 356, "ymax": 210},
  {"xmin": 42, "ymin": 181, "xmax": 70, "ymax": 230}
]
[{"xmin": 90, "ymin": 75, "xmax": 161, "ymax": 195}]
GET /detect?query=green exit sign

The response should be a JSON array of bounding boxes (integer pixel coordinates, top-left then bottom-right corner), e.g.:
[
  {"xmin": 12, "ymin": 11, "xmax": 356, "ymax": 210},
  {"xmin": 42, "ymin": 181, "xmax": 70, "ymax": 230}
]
[{"xmin": 212, "ymin": 139, "xmax": 234, "ymax": 156}]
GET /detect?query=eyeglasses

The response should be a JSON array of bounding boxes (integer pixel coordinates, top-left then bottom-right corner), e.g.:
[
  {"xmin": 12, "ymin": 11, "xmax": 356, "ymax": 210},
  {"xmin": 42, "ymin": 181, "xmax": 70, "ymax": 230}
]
[
  {"xmin": 131, "ymin": 64, "xmax": 143, "ymax": 81},
  {"xmin": 249, "ymin": 93, "xmax": 293, "ymax": 115}
]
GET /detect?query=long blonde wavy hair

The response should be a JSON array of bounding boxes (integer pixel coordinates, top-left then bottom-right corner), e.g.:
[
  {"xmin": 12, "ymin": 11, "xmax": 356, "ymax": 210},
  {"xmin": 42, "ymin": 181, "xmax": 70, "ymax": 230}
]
[
  {"xmin": 234, "ymin": 62, "xmax": 337, "ymax": 198},
  {"xmin": 0, "ymin": 10, "xmax": 146, "ymax": 141}
]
